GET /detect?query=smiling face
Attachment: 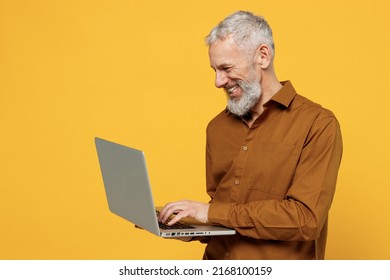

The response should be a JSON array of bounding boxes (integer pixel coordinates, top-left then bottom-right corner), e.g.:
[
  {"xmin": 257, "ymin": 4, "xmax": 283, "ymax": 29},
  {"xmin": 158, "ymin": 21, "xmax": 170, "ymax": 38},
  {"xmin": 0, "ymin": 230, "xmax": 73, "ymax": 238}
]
[{"xmin": 209, "ymin": 36, "xmax": 262, "ymax": 116}]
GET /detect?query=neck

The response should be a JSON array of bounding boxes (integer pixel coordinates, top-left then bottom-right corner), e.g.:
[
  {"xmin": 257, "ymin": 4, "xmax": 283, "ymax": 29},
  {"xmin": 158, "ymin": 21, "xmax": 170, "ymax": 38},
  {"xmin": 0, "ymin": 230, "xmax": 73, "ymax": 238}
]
[{"xmin": 247, "ymin": 71, "xmax": 282, "ymax": 127}]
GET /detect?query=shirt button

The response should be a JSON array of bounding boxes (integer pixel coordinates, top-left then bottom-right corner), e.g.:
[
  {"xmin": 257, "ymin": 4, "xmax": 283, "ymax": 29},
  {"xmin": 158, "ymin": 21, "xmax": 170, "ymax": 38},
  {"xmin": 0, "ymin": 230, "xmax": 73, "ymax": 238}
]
[
  {"xmin": 234, "ymin": 180, "xmax": 240, "ymax": 185},
  {"xmin": 242, "ymin": 146, "xmax": 248, "ymax": 151}
]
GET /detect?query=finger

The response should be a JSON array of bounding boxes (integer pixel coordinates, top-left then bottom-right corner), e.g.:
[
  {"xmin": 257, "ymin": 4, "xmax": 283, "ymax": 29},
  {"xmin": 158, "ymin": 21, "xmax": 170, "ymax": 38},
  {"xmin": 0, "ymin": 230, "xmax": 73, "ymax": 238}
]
[
  {"xmin": 159, "ymin": 200, "xmax": 193, "ymax": 223},
  {"xmin": 158, "ymin": 202, "xmax": 176, "ymax": 222},
  {"xmin": 167, "ymin": 210, "xmax": 189, "ymax": 225},
  {"xmin": 159, "ymin": 202, "xmax": 183, "ymax": 223}
]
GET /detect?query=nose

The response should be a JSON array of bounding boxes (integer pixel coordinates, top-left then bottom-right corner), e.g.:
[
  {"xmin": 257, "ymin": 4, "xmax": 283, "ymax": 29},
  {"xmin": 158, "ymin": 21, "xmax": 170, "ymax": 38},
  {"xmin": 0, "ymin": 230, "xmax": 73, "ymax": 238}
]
[{"xmin": 215, "ymin": 70, "xmax": 228, "ymax": 88}]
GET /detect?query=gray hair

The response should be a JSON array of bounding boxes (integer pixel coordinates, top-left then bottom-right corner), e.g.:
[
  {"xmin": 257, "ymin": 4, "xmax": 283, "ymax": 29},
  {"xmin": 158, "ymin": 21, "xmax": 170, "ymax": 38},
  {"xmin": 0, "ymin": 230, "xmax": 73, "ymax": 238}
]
[{"xmin": 205, "ymin": 11, "xmax": 274, "ymax": 56}]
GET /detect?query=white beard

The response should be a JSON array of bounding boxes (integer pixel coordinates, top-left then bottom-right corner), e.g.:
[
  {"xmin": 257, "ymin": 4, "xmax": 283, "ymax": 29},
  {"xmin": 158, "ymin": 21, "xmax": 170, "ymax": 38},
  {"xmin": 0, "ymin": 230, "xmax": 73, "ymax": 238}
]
[{"xmin": 227, "ymin": 79, "xmax": 261, "ymax": 117}]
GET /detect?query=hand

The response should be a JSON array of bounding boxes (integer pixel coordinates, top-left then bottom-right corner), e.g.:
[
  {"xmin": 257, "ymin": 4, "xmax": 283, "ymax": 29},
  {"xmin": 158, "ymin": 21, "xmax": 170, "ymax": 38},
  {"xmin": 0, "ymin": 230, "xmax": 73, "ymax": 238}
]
[{"xmin": 158, "ymin": 199, "xmax": 210, "ymax": 226}]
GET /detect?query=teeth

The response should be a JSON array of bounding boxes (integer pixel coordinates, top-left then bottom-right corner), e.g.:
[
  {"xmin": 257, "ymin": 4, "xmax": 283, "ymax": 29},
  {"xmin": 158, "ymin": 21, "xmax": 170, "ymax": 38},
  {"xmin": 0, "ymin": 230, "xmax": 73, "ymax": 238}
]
[{"xmin": 227, "ymin": 85, "xmax": 238, "ymax": 93}]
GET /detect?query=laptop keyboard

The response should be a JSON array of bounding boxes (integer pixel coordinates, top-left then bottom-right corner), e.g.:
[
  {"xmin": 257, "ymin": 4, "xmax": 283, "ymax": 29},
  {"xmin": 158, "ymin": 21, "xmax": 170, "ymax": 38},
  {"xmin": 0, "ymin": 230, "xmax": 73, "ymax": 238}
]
[{"xmin": 158, "ymin": 221, "xmax": 195, "ymax": 230}]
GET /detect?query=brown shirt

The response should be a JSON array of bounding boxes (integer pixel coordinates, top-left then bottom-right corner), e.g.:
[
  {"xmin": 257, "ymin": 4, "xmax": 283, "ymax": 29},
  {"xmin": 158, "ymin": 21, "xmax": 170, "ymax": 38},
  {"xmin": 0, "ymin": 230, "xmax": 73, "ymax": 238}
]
[{"xmin": 203, "ymin": 81, "xmax": 343, "ymax": 259}]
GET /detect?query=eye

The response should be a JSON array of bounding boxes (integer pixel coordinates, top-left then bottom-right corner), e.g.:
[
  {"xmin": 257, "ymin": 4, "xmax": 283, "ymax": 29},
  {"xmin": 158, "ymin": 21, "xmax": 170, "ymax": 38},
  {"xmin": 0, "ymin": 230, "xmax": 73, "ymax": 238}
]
[{"xmin": 223, "ymin": 66, "xmax": 232, "ymax": 73}]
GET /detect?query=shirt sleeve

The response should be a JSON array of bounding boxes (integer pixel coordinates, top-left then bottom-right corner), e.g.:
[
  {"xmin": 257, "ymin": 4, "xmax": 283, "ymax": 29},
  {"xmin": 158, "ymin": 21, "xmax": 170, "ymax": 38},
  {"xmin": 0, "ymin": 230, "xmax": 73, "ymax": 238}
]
[{"xmin": 207, "ymin": 113, "xmax": 343, "ymax": 241}]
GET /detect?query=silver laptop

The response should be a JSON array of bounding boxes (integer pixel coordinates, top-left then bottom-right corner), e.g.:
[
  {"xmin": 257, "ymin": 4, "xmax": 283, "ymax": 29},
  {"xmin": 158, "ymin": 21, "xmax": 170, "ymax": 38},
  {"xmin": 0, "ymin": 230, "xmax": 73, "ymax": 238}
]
[{"xmin": 95, "ymin": 137, "xmax": 235, "ymax": 238}]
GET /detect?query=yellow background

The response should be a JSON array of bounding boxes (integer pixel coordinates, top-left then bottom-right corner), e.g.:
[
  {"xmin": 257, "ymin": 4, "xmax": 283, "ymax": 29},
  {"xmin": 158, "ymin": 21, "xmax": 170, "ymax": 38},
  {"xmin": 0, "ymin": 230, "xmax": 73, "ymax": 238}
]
[{"xmin": 1, "ymin": 0, "xmax": 389, "ymax": 260}]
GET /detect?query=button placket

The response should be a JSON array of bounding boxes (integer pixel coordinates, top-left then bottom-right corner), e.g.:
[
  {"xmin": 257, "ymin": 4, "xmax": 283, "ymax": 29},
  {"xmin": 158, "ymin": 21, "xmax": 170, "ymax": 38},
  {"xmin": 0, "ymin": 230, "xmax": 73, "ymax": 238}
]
[{"xmin": 231, "ymin": 129, "xmax": 257, "ymax": 200}]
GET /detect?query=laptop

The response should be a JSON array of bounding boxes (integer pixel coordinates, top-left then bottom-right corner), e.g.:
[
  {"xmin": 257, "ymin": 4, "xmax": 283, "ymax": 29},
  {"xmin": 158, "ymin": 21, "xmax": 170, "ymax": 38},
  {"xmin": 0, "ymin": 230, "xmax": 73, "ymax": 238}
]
[{"xmin": 95, "ymin": 137, "xmax": 235, "ymax": 238}]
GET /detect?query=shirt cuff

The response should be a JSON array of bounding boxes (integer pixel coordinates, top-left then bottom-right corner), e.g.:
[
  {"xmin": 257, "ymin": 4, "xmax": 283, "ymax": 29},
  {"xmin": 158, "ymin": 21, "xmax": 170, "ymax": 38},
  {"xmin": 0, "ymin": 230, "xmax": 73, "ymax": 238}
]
[{"xmin": 208, "ymin": 202, "xmax": 234, "ymax": 227}]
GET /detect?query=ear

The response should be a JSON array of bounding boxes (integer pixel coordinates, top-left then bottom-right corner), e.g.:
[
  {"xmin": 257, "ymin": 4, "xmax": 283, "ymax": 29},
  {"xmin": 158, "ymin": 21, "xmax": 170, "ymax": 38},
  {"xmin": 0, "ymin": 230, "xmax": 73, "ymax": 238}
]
[{"xmin": 255, "ymin": 44, "xmax": 272, "ymax": 69}]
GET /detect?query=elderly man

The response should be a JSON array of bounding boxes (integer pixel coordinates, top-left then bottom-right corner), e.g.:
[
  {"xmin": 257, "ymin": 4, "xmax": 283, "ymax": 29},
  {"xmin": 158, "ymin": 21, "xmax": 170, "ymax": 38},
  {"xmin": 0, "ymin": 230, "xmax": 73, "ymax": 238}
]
[{"xmin": 159, "ymin": 11, "xmax": 343, "ymax": 260}]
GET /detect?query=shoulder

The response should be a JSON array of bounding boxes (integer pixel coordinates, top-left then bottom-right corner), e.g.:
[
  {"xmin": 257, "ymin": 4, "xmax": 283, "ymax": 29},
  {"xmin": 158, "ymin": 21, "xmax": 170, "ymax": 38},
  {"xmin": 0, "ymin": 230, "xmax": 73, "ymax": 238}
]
[
  {"xmin": 292, "ymin": 94, "xmax": 337, "ymax": 121},
  {"xmin": 292, "ymin": 95, "xmax": 342, "ymax": 145}
]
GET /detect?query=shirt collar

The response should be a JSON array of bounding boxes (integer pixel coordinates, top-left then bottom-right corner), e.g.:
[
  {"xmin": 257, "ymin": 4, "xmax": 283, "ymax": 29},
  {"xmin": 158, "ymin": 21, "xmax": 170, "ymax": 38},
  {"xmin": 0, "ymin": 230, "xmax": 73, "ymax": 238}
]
[{"xmin": 267, "ymin": 80, "xmax": 297, "ymax": 108}]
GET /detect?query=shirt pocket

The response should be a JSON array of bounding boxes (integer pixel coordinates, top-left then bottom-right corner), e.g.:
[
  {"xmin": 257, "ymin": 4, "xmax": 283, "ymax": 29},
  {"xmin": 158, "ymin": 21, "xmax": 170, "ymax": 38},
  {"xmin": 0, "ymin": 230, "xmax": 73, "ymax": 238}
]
[{"xmin": 247, "ymin": 142, "xmax": 300, "ymax": 198}]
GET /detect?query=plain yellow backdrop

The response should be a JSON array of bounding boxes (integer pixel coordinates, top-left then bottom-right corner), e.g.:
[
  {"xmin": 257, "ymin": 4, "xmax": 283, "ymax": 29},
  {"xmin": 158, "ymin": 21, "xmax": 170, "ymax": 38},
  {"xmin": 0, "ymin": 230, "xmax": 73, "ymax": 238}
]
[{"xmin": 1, "ymin": 0, "xmax": 390, "ymax": 259}]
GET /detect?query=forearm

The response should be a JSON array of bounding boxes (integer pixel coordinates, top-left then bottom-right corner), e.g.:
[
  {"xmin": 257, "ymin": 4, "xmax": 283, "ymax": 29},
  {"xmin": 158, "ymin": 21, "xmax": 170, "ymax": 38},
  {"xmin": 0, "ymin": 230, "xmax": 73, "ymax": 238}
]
[{"xmin": 208, "ymin": 199, "xmax": 319, "ymax": 241}]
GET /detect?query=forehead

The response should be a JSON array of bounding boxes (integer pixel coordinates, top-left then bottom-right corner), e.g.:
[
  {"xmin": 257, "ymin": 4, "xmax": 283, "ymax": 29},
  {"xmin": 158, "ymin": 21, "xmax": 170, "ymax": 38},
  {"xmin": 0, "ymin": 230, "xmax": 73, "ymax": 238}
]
[{"xmin": 208, "ymin": 37, "xmax": 245, "ymax": 68}]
